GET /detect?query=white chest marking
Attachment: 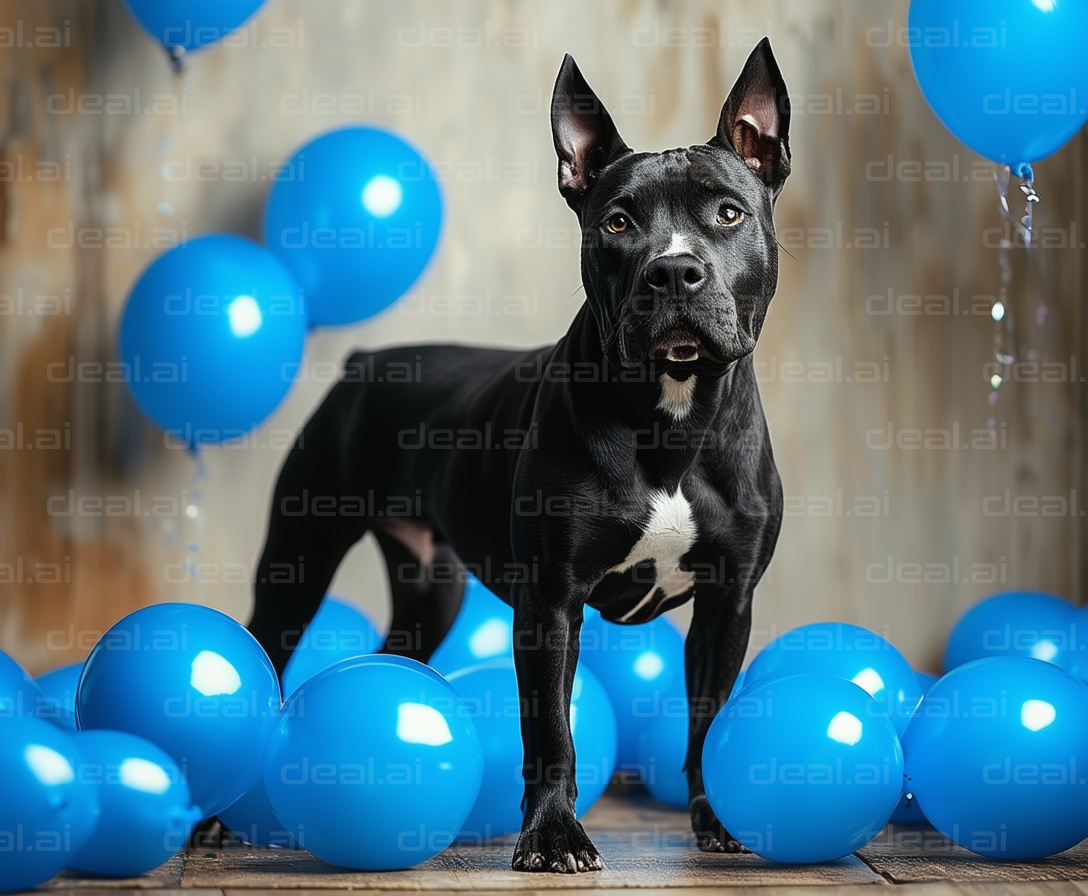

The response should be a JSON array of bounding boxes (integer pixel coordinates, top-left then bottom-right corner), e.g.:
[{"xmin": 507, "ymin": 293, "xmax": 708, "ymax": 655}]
[
  {"xmin": 662, "ymin": 232, "xmax": 693, "ymax": 256},
  {"xmin": 609, "ymin": 488, "xmax": 697, "ymax": 621},
  {"xmin": 657, "ymin": 374, "xmax": 696, "ymax": 420}
]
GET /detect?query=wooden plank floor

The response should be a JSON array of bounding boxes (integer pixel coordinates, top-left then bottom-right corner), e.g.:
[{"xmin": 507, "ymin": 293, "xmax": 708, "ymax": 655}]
[{"xmin": 30, "ymin": 789, "xmax": 1088, "ymax": 894}]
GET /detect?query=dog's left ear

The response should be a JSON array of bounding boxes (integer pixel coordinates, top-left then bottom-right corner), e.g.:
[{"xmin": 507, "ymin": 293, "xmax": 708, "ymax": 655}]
[
  {"xmin": 712, "ymin": 37, "xmax": 791, "ymax": 195},
  {"xmin": 551, "ymin": 54, "xmax": 631, "ymax": 214}
]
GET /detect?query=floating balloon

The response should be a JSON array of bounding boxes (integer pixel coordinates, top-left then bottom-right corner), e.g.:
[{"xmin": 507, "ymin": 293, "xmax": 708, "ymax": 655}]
[
  {"xmin": 429, "ymin": 577, "xmax": 512, "ymax": 676},
  {"xmin": 76, "ymin": 602, "xmax": 281, "ymax": 818},
  {"xmin": 121, "ymin": 0, "xmax": 267, "ymax": 55},
  {"xmin": 36, "ymin": 661, "xmax": 83, "ymax": 729},
  {"xmin": 744, "ymin": 622, "xmax": 921, "ymax": 737},
  {"xmin": 0, "ymin": 649, "xmax": 45, "ymax": 719},
  {"xmin": 635, "ymin": 671, "xmax": 746, "ymax": 809},
  {"xmin": 281, "ymin": 594, "xmax": 382, "ymax": 697},
  {"xmin": 944, "ymin": 591, "xmax": 1076, "ymax": 672},
  {"xmin": 0, "ymin": 716, "xmax": 99, "ymax": 893},
  {"xmin": 579, "ymin": 610, "xmax": 686, "ymax": 771},
  {"xmin": 218, "ymin": 772, "xmax": 301, "ymax": 848},
  {"xmin": 264, "ymin": 655, "xmax": 482, "ymax": 869},
  {"xmin": 905, "ymin": 657, "xmax": 1088, "ymax": 858},
  {"xmin": 447, "ymin": 659, "xmax": 617, "ymax": 841},
  {"xmin": 70, "ymin": 730, "xmax": 203, "ymax": 876},
  {"xmin": 264, "ymin": 126, "xmax": 443, "ymax": 326},
  {"xmin": 119, "ymin": 234, "xmax": 306, "ymax": 446},
  {"xmin": 703, "ymin": 673, "xmax": 903, "ymax": 863},
  {"xmin": 909, "ymin": 0, "xmax": 1088, "ymax": 166}
]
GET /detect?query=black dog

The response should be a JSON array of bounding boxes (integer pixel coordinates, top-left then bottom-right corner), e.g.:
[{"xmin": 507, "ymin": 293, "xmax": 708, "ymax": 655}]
[{"xmin": 249, "ymin": 39, "xmax": 789, "ymax": 873}]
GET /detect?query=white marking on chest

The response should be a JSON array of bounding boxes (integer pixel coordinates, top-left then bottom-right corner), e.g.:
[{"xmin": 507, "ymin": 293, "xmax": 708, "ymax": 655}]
[
  {"xmin": 609, "ymin": 487, "xmax": 697, "ymax": 621},
  {"xmin": 657, "ymin": 373, "xmax": 696, "ymax": 420},
  {"xmin": 662, "ymin": 232, "xmax": 693, "ymax": 256}
]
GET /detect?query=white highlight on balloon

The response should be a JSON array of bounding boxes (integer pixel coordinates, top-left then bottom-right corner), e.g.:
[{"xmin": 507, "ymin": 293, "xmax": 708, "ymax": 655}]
[
  {"xmin": 227, "ymin": 295, "xmax": 263, "ymax": 338},
  {"xmin": 991, "ymin": 301, "xmax": 1005, "ymax": 322},
  {"xmin": 1021, "ymin": 699, "xmax": 1056, "ymax": 732},
  {"xmin": 120, "ymin": 757, "xmax": 172, "ymax": 794},
  {"xmin": 362, "ymin": 175, "xmax": 403, "ymax": 217},
  {"xmin": 190, "ymin": 650, "xmax": 242, "ymax": 696},
  {"xmin": 634, "ymin": 651, "xmax": 665, "ymax": 681},
  {"xmin": 851, "ymin": 667, "xmax": 885, "ymax": 697},
  {"xmin": 1031, "ymin": 0, "xmax": 1055, "ymax": 12},
  {"xmin": 826, "ymin": 711, "xmax": 863, "ymax": 745},
  {"xmin": 396, "ymin": 702, "xmax": 453, "ymax": 746},
  {"xmin": 468, "ymin": 619, "xmax": 511, "ymax": 659},
  {"xmin": 24, "ymin": 744, "xmax": 75, "ymax": 786},
  {"xmin": 1030, "ymin": 640, "xmax": 1058, "ymax": 663}
]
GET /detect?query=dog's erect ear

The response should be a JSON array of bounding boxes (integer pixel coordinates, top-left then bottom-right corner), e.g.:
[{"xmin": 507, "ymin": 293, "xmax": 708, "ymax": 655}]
[
  {"xmin": 551, "ymin": 54, "xmax": 631, "ymax": 214},
  {"xmin": 712, "ymin": 37, "xmax": 791, "ymax": 195}
]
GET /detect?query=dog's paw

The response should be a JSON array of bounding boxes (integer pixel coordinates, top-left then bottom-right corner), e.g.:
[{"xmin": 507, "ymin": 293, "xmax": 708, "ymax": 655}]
[
  {"xmin": 690, "ymin": 794, "xmax": 748, "ymax": 854},
  {"xmin": 512, "ymin": 815, "xmax": 603, "ymax": 873}
]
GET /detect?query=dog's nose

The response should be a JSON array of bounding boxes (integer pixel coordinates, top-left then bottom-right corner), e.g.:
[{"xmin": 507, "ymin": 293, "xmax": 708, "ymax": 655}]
[{"xmin": 643, "ymin": 254, "xmax": 707, "ymax": 294}]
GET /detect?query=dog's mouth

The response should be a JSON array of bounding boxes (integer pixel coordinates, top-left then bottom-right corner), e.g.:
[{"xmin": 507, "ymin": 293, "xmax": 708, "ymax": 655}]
[{"xmin": 650, "ymin": 331, "xmax": 702, "ymax": 363}]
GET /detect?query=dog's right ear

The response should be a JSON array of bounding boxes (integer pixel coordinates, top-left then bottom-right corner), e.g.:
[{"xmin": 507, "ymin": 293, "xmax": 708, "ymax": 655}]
[{"xmin": 551, "ymin": 54, "xmax": 631, "ymax": 214}]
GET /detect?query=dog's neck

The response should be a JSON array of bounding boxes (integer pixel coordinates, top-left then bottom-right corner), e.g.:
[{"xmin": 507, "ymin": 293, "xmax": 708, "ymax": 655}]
[{"xmin": 555, "ymin": 302, "xmax": 759, "ymax": 482}]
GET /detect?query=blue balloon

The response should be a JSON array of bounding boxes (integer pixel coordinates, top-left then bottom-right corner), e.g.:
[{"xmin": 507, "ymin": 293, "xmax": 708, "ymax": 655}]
[
  {"xmin": 635, "ymin": 670, "xmax": 747, "ymax": 809},
  {"xmin": 0, "ymin": 716, "xmax": 99, "ymax": 892},
  {"xmin": 264, "ymin": 655, "xmax": 483, "ymax": 869},
  {"xmin": 429, "ymin": 577, "xmax": 513, "ymax": 676},
  {"xmin": 119, "ymin": 235, "xmax": 306, "ymax": 446},
  {"xmin": 218, "ymin": 773, "xmax": 301, "ymax": 848},
  {"xmin": 76, "ymin": 602, "xmax": 281, "ymax": 818},
  {"xmin": 579, "ymin": 610, "xmax": 686, "ymax": 771},
  {"xmin": 264, "ymin": 126, "xmax": 443, "ymax": 326},
  {"xmin": 281, "ymin": 595, "xmax": 382, "ymax": 697},
  {"xmin": 70, "ymin": 730, "xmax": 203, "ymax": 876},
  {"xmin": 744, "ymin": 622, "xmax": 922, "ymax": 738},
  {"xmin": 122, "ymin": 0, "xmax": 266, "ymax": 53},
  {"xmin": 909, "ymin": 0, "xmax": 1088, "ymax": 165},
  {"xmin": 0, "ymin": 649, "xmax": 45, "ymax": 720},
  {"xmin": 944, "ymin": 591, "xmax": 1076, "ymax": 672},
  {"xmin": 36, "ymin": 662, "xmax": 83, "ymax": 729},
  {"xmin": 703, "ymin": 673, "xmax": 903, "ymax": 863},
  {"xmin": 905, "ymin": 657, "xmax": 1088, "ymax": 858},
  {"xmin": 446, "ymin": 659, "xmax": 616, "ymax": 841}
]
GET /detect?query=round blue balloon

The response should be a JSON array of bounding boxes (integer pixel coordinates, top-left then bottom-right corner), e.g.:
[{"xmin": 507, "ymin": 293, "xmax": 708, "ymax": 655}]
[
  {"xmin": 909, "ymin": 0, "xmax": 1088, "ymax": 165},
  {"xmin": 944, "ymin": 591, "xmax": 1076, "ymax": 672},
  {"xmin": 264, "ymin": 126, "xmax": 443, "ymax": 326},
  {"xmin": 0, "ymin": 649, "xmax": 46, "ymax": 720},
  {"xmin": 905, "ymin": 657, "xmax": 1088, "ymax": 858},
  {"xmin": 122, "ymin": 0, "xmax": 266, "ymax": 52},
  {"xmin": 281, "ymin": 595, "xmax": 382, "ymax": 697},
  {"xmin": 635, "ymin": 671, "xmax": 747, "ymax": 809},
  {"xmin": 218, "ymin": 773, "xmax": 300, "ymax": 848},
  {"xmin": 0, "ymin": 716, "xmax": 99, "ymax": 892},
  {"xmin": 429, "ymin": 577, "xmax": 513, "ymax": 676},
  {"xmin": 76, "ymin": 602, "xmax": 281, "ymax": 818},
  {"xmin": 119, "ymin": 234, "xmax": 306, "ymax": 445},
  {"xmin": 447, "ymin": 659, "xmax": 617, "ymax": 841},
  {"xmin": 579, "ymin": 610, "xmax": 685, "ymax": 772},
  {"xmin": 70, "ymin": 730, "xmax": 203, "ymax": 876},
  {"xmin": 703, "ymin": 673, "xmax": 903, "ymax": 863},
  {"xmin": 744, "ymin": 622, "xmax": 922, "ymax": 737},
  {"xmin": 264, "ymin": 655, "xmax": 483, "ymax": 869},
  {"xmin": 36, "ymin": 661, "xmax": 83, "ymax": 730}
]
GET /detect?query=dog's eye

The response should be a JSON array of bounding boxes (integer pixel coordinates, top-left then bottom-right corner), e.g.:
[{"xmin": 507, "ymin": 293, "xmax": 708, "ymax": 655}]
[
  {"xmin": 716, "ymin": 206, "xmax": 743, "ymax": 226},
  {"xmin": 605, "ymin": 214, "xmax": 630, "ymax": 234}
]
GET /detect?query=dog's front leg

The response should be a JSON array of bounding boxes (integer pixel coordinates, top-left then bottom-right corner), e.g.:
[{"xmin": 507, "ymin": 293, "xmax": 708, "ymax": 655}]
[
  {"xmin": 510, "ymin": 585, "xmax": 602, "ymax": 873},
  {"xmin": 684, "ymin": 590, "xmax": 753, "ymax": 852}
]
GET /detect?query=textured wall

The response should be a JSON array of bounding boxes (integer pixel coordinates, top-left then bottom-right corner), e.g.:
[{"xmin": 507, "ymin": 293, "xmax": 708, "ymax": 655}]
[{"xmin": 0, "ymin": 0, "xmax": 1083, "ymax": 674}]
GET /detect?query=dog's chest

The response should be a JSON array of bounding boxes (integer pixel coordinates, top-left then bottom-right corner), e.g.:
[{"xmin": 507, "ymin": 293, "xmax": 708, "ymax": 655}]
[{"xmin": 599, "ymin": 488, "xmax": 697, "ymax": 622}]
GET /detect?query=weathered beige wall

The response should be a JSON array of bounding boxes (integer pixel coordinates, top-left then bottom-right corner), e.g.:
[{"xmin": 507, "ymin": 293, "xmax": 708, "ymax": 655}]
[{"xmin": 1, "ymin": 0, "xmax": 1083, "ymax": 674}]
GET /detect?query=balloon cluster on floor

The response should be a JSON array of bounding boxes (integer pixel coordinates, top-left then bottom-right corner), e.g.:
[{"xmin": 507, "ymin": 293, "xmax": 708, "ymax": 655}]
[
  {"xmin": 115, "ymin": 3, "xmax": 444, "ymax": 447},
  {"xmin": 7, "ymin": 587, "xmax": 1088, "ymax": 888}
]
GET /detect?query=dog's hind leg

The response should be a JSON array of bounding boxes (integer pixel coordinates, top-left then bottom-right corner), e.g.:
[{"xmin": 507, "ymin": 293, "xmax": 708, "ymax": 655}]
[
  {"xmin": 249, "ymin": 386, "xmax": 369, "ymax": 679},
  {"xmin": 373, "ymin": 521, "xmax": 464, "ymax": 662}
]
